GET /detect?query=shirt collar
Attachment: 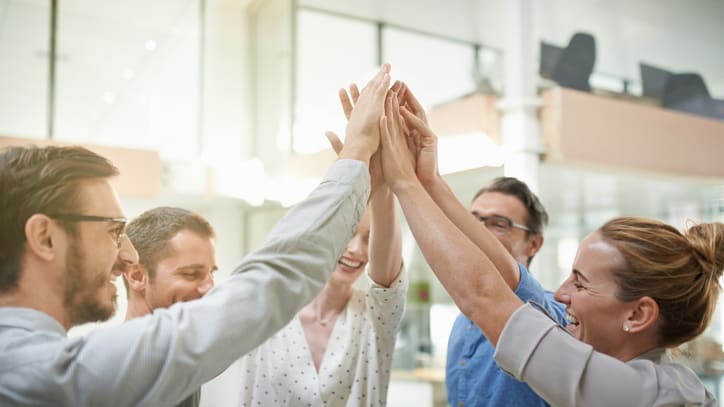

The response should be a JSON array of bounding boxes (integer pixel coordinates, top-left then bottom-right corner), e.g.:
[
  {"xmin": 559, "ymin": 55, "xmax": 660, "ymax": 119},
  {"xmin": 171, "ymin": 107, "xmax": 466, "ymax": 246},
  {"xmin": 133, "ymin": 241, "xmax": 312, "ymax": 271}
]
[{"xmin": 0, "ymin": 307, "xmax": 67, "ymax": 336}]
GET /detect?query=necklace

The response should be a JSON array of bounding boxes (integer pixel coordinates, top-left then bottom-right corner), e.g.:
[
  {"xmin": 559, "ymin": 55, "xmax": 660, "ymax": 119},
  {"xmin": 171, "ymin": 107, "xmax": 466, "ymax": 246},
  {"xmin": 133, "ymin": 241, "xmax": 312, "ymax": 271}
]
[{"xmin": 314, "ymin": 306, "xmax": 336, "ymax": 327}]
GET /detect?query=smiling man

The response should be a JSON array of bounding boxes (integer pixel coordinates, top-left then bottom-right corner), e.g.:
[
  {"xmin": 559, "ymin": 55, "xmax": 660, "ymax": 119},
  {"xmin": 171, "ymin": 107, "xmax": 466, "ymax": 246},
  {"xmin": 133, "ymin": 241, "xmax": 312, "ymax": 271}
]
[
  {"xmin": 121, "ymin": 207, "xmax": 217, "ymax": 407},
  {"xmin": 445, "ymin": 177, "xmax": 567, "ymax": 407},
  {"xmin": 123, "ymin": 207, "xmax": 217, "ymax": 320},
  {"xmin": 0, "ymin": 63, "xmax": 389, "ymax": 406}
]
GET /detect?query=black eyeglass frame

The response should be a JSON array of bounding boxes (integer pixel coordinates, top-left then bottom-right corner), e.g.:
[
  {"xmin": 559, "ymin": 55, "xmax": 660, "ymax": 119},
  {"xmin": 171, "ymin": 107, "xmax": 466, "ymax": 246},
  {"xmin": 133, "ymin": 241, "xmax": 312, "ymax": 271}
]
[
  {"xmin": 47, "ymin": 213, "xmax": 128, "ymax": 248},
  {"xmin": 471, "ymin": 212, "xmax": 532, "ymax": 233}
]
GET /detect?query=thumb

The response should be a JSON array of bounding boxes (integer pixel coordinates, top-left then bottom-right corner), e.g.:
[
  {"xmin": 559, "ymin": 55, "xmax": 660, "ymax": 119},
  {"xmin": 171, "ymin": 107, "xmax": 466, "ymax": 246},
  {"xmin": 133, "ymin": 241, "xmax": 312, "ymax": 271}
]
[{"xmin": 325, "ymin": 131, "xmax": 344, "ymax": 155}]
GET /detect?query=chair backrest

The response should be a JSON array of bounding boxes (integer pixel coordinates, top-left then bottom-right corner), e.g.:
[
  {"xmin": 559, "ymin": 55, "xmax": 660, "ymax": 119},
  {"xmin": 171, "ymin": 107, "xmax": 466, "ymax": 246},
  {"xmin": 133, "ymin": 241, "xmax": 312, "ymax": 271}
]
[
  {"xmin": 539, "ymin": 42, "xmax": 564, "ymax": 79},
  {"xmin": 640, "ymin": 63, "xmax": 673, "ymax": 102},
  {"xmin": 662, "ymin": 73, "xmax": 716, "ymax": 118},
  {"xmin": 553, "ymin": 32, "xmax": 596, "ymax": 92}
]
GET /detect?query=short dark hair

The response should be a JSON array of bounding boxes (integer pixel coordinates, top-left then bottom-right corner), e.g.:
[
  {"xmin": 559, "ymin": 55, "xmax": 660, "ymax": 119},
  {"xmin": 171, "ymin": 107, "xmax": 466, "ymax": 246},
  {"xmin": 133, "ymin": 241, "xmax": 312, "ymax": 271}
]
[
  {"xmin": 473, "ymin": 177, "xmax": 549, "ymax": 266},
  {"xmin": 473, "ymin": 177, "xmax": 549, "ymax": 235},
  {"xmin": 0, "ymin": 145, "xmax": 119, "ymax": 293},
  {"xmin": 124, "ymin": 207, "xmax": 215, "ymax": 286}
]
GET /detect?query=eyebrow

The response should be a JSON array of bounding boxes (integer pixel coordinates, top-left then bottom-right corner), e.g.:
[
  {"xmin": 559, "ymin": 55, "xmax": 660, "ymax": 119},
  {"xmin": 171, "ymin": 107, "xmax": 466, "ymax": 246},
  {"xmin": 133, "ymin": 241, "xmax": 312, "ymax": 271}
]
[
  {"xmin": 573, "ymin": 269, "xmax": 590, "ymax": 283},
  {"xmin": 176, "ymin": 264, "xmax": 218, "ymax": 273}
]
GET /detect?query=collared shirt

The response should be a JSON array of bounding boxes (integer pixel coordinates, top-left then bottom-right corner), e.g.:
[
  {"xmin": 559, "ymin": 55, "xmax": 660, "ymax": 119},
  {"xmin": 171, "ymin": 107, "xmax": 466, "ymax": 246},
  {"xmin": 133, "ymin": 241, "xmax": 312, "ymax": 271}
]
[
  {"xmin": 494, "ymin": 303, "xmax": 717, "ymax": 406},
  {"xmin": 238, "ymin": 268, "xmax": 408, "ymax": 406},
  {"xmin": 0, "ymin": 159, "xmax": 369, "ymax": 407},
  {"xmin": 446, "ymin": 263, "xmax": 566, "ymax": 407}
]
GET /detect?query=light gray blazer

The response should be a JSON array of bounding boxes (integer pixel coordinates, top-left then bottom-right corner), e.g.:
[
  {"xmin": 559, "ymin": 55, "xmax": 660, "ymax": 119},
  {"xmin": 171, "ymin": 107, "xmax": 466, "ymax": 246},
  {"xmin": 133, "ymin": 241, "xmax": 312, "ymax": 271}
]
[{"xmin": 495, "ymin": 303, "xmax": 716, "ymax": 406}]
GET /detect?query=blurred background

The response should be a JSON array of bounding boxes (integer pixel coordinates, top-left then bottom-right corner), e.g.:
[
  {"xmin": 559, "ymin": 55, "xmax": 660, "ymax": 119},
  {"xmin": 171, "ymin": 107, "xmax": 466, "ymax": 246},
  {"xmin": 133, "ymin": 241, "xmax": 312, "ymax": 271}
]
[{"xmin": 2, "ymin": 0, "xmax": 724, "ymax": 405}]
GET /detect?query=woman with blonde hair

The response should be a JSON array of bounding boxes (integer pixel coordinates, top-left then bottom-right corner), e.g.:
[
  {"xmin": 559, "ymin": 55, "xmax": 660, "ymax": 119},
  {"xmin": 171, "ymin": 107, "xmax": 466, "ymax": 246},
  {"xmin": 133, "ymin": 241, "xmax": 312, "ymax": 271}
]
[{"xmin": 379, "ymin": 83, "xmax": 722, "ymax": 406}]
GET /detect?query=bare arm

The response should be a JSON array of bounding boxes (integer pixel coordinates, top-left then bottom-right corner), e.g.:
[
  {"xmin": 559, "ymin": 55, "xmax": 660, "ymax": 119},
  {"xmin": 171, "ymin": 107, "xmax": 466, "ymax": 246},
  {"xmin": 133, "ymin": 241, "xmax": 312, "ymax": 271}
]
[
  {"xmin": 368, "ymin": 185, "xmax": 402, "ymax": 286},
  {"xmin": 337, "ymin": 80, "xmax": 402, "ymax": 287},
  {"xmin": 380, "ymin": 90, "xmax": 522, "ymax": 346},
  {"xmin": 397, "ymin": 84, "xmax": 520, "ymax": 289}
]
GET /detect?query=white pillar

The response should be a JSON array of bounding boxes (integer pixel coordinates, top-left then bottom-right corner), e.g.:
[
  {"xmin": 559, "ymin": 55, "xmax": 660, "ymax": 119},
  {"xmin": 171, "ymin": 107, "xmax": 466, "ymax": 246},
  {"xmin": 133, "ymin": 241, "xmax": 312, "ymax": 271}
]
[{"xmin": 497, "ymin": 0, "xmax": 543, "ymax": 194}]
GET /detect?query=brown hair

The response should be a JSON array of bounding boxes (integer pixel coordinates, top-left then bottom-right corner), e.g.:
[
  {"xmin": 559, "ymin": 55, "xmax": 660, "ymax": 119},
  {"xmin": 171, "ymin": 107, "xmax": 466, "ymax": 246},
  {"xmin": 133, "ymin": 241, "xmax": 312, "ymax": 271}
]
[
  {"xmin": 600, "ymin": 217, "xmax": 724, "ymax": 348},
  {"xmin": 0, "ymin": 145, "xmax": 119, "ymax": 293},
  {"xmin": 123, "ymin": 206, "xmax": 215, "ymax": 290}
]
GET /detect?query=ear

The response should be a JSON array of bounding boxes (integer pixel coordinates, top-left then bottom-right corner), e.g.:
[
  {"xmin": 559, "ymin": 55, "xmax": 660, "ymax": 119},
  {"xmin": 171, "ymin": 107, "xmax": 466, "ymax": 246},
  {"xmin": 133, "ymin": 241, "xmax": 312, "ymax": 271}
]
[
  {"xmin": 24, "ymin": 214, "xmax": 61, "ymax": 262},
  {"xmin": 123, "ymin": 263, "xmax": 148, "ymax": 294},
  {"xmin": 525, "ymin": 234, "xmax": 544, "ymax": 258},
  {"xmin": 626, "ymin": 296, "xmax": 659, "ymax": 333}
]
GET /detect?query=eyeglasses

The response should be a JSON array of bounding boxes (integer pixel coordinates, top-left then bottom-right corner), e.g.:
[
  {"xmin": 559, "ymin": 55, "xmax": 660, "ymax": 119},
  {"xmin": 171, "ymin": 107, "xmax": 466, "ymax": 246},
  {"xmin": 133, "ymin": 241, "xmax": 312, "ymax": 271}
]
[
  {"xmin": 47, "ymin": 213, "xmax": 128, "ymax": 248},
  {"xmin": 471, "ymin": 212, "xmax": 531, "ymax": 234}
]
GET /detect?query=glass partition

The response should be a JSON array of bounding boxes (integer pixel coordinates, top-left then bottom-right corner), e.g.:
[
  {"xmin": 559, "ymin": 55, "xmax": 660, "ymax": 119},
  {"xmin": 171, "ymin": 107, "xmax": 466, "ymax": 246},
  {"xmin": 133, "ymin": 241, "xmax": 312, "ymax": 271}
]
[
  {"xmin": 54, "ymin": 0, "xmax": 201, "ymax": 160},
  {"xmin": 0, "ymin": 0, "xmax": 49, "ymax": 138}
]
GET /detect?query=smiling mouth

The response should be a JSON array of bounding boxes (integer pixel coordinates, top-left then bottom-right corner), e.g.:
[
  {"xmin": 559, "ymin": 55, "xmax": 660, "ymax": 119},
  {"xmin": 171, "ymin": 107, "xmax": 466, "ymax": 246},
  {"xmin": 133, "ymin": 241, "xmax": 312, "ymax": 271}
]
[
  {"xmin": 566, "ymin": 313, "xmax": 580, "ymax": 326},
  {"xmin": 338, "ymin": 258, "xmax": 363, "ymax": 271}
]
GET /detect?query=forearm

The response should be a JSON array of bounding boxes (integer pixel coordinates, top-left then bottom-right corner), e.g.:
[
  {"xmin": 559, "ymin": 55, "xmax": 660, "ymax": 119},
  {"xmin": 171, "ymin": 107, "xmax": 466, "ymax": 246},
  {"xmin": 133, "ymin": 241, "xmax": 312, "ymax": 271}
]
[
  {"xmin": 368, "ymin": 185, "xmax": 403, "ymax": 287},
  {"xmin": 59, "ymin": 160, "xmax": 370, "ymax": 406},
  {"xmin": 393, "ymin": 178, "xmax": 522, "ymax": 345},
  {"xmin": 422, "ymin": 175, "xmax": 520, "ymax": 289}
]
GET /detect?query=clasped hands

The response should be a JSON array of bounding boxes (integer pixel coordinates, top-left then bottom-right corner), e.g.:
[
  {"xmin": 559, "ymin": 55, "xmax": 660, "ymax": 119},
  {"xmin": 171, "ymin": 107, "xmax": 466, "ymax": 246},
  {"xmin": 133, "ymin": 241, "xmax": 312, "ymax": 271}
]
[{"xmin": 330, "ymin": 64, "xmax": 440, "ymax": 195}]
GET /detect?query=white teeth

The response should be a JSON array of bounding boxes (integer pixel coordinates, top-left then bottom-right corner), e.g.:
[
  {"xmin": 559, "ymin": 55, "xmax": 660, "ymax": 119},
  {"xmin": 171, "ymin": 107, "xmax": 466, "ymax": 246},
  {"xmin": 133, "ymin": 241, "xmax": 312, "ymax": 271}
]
[
  {"xmin": 566, "ymin": 313, "xmax": 579, "ymax": 325},
  {"xmin": 339, "ymin": 259, "xmax": 362, "ymax": 269}
]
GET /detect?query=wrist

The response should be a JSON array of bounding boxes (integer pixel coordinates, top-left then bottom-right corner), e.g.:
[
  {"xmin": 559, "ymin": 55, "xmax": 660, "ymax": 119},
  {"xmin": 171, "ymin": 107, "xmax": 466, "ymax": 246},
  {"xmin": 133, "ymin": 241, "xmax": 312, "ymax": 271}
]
[
  {"xmin": 389, "ymin": 176, "xmax": 422, "ymax": 196},
  {"xmin": 338, "ymin": 144, "xmax": 372, "ymax": 165},
  {"xmin": 419, "ymin": 172, "xmax": 442, "ymax": 191}
]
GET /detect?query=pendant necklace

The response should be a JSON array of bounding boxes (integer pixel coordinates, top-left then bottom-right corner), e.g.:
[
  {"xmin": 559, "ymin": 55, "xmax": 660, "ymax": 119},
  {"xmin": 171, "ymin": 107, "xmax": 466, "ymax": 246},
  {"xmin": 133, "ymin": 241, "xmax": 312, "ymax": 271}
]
[{"xmin": 315, "ymin": 306, "xmax": 335, "ymax": 327}]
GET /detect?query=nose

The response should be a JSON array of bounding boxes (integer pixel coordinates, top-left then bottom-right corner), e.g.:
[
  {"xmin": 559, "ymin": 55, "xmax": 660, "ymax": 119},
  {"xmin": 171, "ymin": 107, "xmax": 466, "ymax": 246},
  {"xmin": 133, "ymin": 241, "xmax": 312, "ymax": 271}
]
[
  {"xmin": 118, "ymin": 234, "xmax": 139, "ymax": 266},
  {"xmin": 346, "ymin": 234, "xmax": 364, "ymax": 256},
  {"xmin": 553, "ymin": 278, "xmax": 571, "ymax": 304},
  {"xmin": 197, "ymin": 272, "xmax": 215, "ymax": 296}
]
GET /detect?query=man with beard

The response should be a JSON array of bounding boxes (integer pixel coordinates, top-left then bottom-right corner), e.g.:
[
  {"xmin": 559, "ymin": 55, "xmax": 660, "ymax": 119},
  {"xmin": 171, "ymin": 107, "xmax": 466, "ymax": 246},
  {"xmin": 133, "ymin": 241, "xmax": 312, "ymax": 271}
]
[
  {"xmin": 123, "ymin": 206, "xmax": 218, "ymax": 407},
  {"xmin": 0, "ymin": 60, "xmax": 391, "ymax": 407}
]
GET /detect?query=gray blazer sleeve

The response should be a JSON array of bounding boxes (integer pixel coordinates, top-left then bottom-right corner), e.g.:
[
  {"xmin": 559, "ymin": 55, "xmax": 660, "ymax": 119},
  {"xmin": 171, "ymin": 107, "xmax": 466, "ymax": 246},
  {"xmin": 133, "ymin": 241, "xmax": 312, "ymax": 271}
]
[
  {"xmin": 494, "ymin": 304, "xmax": 716, "ymax": 407},
  {"xmin": 25, "ymin": 159, "xmax": 369, "ymax": 407}
]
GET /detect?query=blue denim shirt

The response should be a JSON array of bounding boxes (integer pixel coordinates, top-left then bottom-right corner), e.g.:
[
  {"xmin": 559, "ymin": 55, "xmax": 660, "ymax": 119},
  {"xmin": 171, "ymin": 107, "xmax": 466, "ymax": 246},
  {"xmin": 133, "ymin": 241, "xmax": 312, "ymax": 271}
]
[{"xmin": 446, "ymin": 263, "xmax": 567, "ymax": 407}]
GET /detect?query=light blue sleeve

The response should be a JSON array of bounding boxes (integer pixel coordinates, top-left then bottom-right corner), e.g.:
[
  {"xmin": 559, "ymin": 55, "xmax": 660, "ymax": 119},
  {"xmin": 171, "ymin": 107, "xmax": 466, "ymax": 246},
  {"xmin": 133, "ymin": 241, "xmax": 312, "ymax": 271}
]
[{"xmin": 2, "ymin": 159, "xmax": 370, "ymax": 407}]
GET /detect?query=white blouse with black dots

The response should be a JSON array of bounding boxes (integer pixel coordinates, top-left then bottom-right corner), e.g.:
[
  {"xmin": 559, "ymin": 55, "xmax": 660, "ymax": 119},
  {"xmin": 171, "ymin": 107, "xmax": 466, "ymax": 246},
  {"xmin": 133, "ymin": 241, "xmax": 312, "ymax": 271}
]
[{"xmin": 237, "ymin": 269, "xmax": 408, "ymax": 407}]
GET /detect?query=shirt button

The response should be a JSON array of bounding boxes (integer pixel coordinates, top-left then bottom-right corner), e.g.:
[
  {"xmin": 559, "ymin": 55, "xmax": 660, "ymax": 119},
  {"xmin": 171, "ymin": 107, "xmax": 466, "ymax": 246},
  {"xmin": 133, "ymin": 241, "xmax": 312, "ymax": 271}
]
[
  {"xmin": 467, "ymin": 324, "xmax": 472, "ymax": 331},
  {"xmin": 459, "ymin": 359, "xmax": 465, "ymax": 367}
]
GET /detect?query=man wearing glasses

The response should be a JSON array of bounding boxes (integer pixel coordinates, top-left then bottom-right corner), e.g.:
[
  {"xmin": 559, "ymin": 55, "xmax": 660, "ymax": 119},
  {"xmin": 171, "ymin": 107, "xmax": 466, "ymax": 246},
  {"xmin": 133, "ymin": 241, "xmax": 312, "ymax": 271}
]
[
  {"xmin": 0, "ymin": 141, "xmax": 371, "ymax": 406},
  {"xmin": 445, "ymin": 177, "xmax": 567, "ymax": 407},
  {"xmin": 0, "ymin": 64, "xmax": 391, "ymax": 406}
]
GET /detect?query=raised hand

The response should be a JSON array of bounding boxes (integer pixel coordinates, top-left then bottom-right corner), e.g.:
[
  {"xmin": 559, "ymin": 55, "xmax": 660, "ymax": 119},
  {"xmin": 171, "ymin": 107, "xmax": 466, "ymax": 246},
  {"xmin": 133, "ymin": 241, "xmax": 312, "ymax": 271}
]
[
  {"xmin": 400, "ymin": 103, "xmax": 439, "ymax": 186},
  {"xmin": 338, "ymin": 84, "xmax": 360, "ymax": 120},
  {"xmin": 326, "ymin": 130, "xmax": 384, "ymax": 193},
  {"xmin": 396, "ymin": 81, "xmax": 428, "ymax": 127},
  {"xmin": 379, "ymin": 91, "xmax": 417, "ymax": 192},
  {"xmin": 336, "ymin": 82, "xmax": 385, "ymax": 190},
  {"xmin": 340, "ymin": 64, "xmax": 392, "ymax": 164}
]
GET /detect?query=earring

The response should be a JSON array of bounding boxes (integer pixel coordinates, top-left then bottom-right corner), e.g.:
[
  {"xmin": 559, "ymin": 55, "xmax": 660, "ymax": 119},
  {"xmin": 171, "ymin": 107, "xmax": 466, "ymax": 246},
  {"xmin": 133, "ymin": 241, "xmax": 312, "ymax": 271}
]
[{"xmin": 623, "ymin": 324, "xmax": 630, "ymax": 333}]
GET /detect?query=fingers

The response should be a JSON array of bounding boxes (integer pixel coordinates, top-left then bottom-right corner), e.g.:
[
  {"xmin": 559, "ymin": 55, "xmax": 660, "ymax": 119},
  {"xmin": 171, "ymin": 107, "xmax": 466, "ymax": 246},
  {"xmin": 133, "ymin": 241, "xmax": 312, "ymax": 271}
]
[
  {"xmin": 325, "ymin": 131, "xmax": 344, "ymax": 155},
  {"xmin": 379, "ymin": 115, "xmax": 391, "ymax": 151},
  {"xmin": 384, "ymin": 90, "xmax": 396, "ymax": 136},
  {"xmin": 400, "ymin": 106, "xmax": 427, "ymax": 132},
  {"xmin": 391, "ymin": 92, "xmax": 405, "ymax": 132},
  {"xmin": 350, "ymin": 84, "xmax": 360, "ymax": 104},
  {"xmin": 339, "ymin": 88, "xmax": 354, "ymax": 120},
  {"xmin": 397, "ymin": 82, "xmax": 408, "ymax": 107},
  {"xmin": 400, "ymin": 82, "xmax": 427, "ymax": 122}
]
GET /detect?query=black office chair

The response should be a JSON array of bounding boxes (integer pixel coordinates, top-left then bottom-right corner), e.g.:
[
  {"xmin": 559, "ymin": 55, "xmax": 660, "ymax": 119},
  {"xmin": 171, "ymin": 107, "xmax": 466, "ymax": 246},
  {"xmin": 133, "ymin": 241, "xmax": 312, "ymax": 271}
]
[
  {"xmin": 539, "ymin": 42, "xmax": 564, "ymax": 80},
  {"xmin": 552, "ymin": 32, "xmax": 596, "ymax": 92},
  {"xmin": 640, "ymin": 63, "xmax": 673, "ymax": 102},
  {"xmin": 661, "ymin": 73, "xmax": 719, "ymax": 119}
]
